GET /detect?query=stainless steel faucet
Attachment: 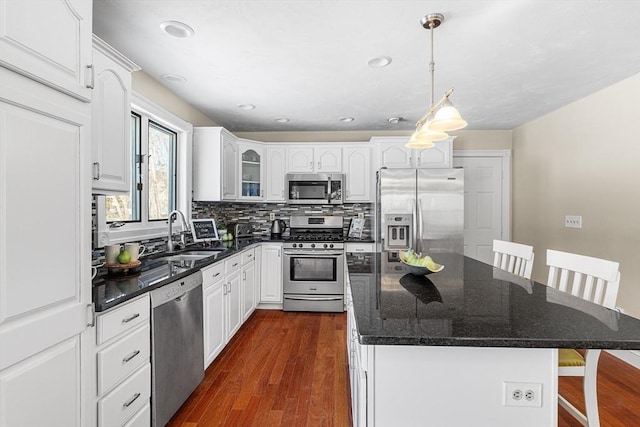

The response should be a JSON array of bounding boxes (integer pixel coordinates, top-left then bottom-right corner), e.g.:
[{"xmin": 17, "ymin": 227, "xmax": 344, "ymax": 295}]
[{"xmin": 167, "ymin": 210, "xmax": 190, "ymax": 252}]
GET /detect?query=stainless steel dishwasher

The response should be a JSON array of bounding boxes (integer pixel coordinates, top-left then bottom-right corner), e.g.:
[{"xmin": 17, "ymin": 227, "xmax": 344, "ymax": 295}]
[{"xmin": 150, "ymin": 270, "xmax": 204, "ymax": 427}]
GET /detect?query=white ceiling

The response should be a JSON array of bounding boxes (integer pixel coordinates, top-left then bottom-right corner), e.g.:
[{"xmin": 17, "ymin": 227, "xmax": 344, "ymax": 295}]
[{"xmin": 93, "ymin": 0, "xmax": 640, "ymax": 133}]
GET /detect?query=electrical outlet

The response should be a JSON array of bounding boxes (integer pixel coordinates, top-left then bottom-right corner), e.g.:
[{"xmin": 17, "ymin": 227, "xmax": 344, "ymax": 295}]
[
  {"xmin": 503, "ymin": 382, "xmax": 542, "ymax": 407},
  {"xmin": 358, "ymin": 213, "xmax": 364, "ymax": 219},
  {"xmin": 269, "ymin": 213, "xmax": 275, "ymax": 221},
  {"xmin": 565, "ymin": 215, "xmax": 582, "ymax": 229}
]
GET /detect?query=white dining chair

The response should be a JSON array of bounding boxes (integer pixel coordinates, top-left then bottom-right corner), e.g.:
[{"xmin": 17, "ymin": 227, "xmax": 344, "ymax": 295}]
[
  {"xmin": 546, "ymin": 249, "xmax": 621, "ymax": 427},
  {"xmin": 492, "ymin": 239, "xmax": 535, "ymax": 279}
]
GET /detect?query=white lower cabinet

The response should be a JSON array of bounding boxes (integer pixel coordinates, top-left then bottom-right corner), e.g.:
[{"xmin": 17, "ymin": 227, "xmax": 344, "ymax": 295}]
[
  {"xmin": 346, "ymin": 284, "xmax": 368, "ymax": 427},
  {"xmin": 259, "ymin": 243, "xmax": 283, "ymax": 303},
  {"xmin": 202, "ymin": 262, "xmax": 226, "ymax": 368},
  {"xmin": 241, "ymin": 248, "xmax": 257, "ymax": 321},
  {"xmin": 202, "ymin": 249, "xmax": 253, "ymax": 369},
  {"xmin": 225, "ymin": 254, "xmax": 243, "ymax": 339},
  {"xmin": 95, "ymin": 294, "xmax": 151, "ymax": 427}
]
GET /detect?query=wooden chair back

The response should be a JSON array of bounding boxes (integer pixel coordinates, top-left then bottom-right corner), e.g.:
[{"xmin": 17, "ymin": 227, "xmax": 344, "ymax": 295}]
[{"xmin": 492, "ymin": 239, "xmax": 535, "ymax": 279}]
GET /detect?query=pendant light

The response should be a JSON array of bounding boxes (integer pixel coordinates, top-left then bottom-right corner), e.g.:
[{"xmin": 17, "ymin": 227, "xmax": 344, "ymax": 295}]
[{"xmin": 408, "ymin": 13, "xmax": 467, "ymax": 149}]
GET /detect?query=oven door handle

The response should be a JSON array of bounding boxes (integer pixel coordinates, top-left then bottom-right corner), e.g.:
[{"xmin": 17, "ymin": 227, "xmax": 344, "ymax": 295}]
[
  {"xmin": 284, "ymin": 295, "xmax": 343, "ymax": 301},
  {"xmin": 283, "ymin": 251, "xmax": 345, "ymax": 257}
]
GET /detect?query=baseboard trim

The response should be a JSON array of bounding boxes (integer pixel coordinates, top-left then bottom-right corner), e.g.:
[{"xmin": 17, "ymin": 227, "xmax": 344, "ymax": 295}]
[{"xmin": 606, "ymin": 350, "xmax": 640, "ymax": 369}]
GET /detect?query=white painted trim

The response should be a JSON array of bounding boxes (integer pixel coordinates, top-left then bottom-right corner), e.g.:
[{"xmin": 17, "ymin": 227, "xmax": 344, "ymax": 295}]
[
  {"xmin": 606, "ymin": 350, "xmax": 640, "ymax": 369},
  {"xmin": 453, "ymin": 149, "xmax": 512, "ymax": 241}
]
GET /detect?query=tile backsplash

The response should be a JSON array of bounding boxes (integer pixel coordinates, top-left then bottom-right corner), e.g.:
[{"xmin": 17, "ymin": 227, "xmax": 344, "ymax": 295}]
[{"xmin": 192, "ymin": 201, "xmax": 374, "ymax": 240}]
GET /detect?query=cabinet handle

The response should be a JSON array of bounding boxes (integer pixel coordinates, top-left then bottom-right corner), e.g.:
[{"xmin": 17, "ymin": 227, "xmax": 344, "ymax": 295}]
[
  {"xmin": 213, "ymin": 272, "xmax": 221, "ymax": 278},
  {"xmin": 233, "ymin": 262, "xmax": 239, "ymax": 267},
  {"xmin": 122, "ymin": 350, "xmax": 141, "ymax": 363},
  {"xmin": 277, "ymin": 249, "xmax": 281, "ymax": 257},
  {"xmin": 223, "ymin": 283, "xmax": 227, "ymax": 295},
  {"xmin": 93, "ymin": 162, "xmax": 101, "ymax": 180},
  {"xmin": 122, "ymin": 392, "xmax": 141, "ymax": 408},
  {"xmin": 86, "ymin": 303, "xmax": 95, "ymax": 327},
  {"xmin": 309, "ymin": 161, "xmax": 313, "ymax": 169},
  {"xmin": 121, "ymin": 313, "xmax": 140, "ymax": 323},
  {"xmin": 243, "ymin": 271, "xmax": 246, "ymax": 280},
  {"xmin": 317, "ymin": 161, "xmax": 321, "ymax": 169},
  {"xmin": 85, "ymin": 64, "xmax": 94, "ymax": 89},
  {"xmin": 227, "ymin": 282, "xmax": 232, "ymax": 293}
]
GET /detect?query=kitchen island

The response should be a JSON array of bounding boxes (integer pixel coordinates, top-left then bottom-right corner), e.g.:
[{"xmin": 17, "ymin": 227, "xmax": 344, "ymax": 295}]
[{"xmin": 345, "ymin": 252, "xmax": 640, "ymax": 427}]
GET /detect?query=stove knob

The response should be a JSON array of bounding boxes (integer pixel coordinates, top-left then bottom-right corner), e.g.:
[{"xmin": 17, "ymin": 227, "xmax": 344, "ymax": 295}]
[
  {"xmin": 292, "ymin": 243, "xmax": 297, "ymax": 248},
  {"xmin": 299, "ymin": 243, "xmax": 303, "ymax": 248},
  {"xmin": 323, "ymin": 243, "xmax": 328, "ymax": 248},
  {"xmin": 329, "ymin": 243, "xmax": 334, "ymax": 248},
  {"xmin": 311, "ymin": 243, "xmax": 316, "ymax": 248}
]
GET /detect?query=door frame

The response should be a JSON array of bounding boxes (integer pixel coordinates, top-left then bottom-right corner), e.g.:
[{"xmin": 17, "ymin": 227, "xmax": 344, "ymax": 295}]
[{"xmin": 453, "ymin": 149, "xmax": 511, "ymax": 242}]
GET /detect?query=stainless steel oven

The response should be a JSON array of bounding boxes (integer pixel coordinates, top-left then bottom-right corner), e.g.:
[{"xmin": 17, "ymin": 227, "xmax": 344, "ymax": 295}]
[{"xmin": 282, "ymin": 215, "xmax": 345, "ymax": 312}]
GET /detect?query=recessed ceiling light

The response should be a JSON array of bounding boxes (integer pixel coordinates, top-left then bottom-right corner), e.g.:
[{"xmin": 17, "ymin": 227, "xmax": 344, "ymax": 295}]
[
  {"xmin": 238, "ymin": 104, "xmax": 256, "ymax": 110},
  {"xmin": 160, "ymin": 21, "xmax": 195, "ymax": 38},
  {"xmin": 387, "ymin": 117, "xmax": 401, "ymax": 124},
  {"xmin": 161, "ymin": 73, "xmax": 187, "ymax": 83},
  {"xmin": 368, "ymin": 56, "xmax": 392, "ymax": 68},
  {"xmin": 274, "ymin": 117, "xmax": 290, "ymax": 123},
  {"xmin": 339, "ymin": 117, "xmax": 355, "ymax": 123}
]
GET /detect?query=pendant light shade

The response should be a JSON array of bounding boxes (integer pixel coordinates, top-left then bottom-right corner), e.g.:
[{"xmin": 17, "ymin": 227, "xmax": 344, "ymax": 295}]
[
  {"xmin": 406, "ymin": 13, "xmax": 467, "ymax": 149},
  {"xmin": 429, "ymin": 99, "xmax": 468, "ymax": 132}
]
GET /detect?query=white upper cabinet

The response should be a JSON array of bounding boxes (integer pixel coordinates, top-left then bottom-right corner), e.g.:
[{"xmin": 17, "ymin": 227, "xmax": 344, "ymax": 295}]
[
  {"xmin": 265, "ymin": 145, "xmax": 287, "ymax": 202},
  {"xmin": 193, "ymin": 127, "xmax": 238, "ymax": 201},
  {"xmin": 0, "ymin": 0, "xmax": 93, "ymax": 101},
  {"xmin": 237, "ymin": 139, "xmax": 265, "ymax": 201},
  {"xmin": 91, "ymin": 36, "xmax": 140, "ymax": 194},
  {"xmin": 288, "ymin": 146, "xmax": 342, "ymax": 173},
  {"xmin": 373, "ymin": 137, "xmax": 454, "ymax": 170},
  {"xmin": 343, "ymin": 146, "xmax": 372, "ymax": 202}
]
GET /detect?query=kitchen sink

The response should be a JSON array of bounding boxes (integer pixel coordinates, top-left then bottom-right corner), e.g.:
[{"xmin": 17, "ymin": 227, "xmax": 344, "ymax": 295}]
[{"xmin": 153, "ymin": 249, "xmax": 225, "ymax": 263}]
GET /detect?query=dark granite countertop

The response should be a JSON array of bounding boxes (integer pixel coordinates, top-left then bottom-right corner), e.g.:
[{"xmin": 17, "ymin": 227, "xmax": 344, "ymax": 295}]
[
  {"xmin": 92, "ymin": 238, "xmax": 264, "ymax": 312},
  {"xmin": 347, "ymin": 252, "xmax": 640, "ymax": 349}
]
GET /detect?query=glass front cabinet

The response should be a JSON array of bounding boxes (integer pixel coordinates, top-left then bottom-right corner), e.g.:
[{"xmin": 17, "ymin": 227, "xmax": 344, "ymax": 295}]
[{"xmin": 238, "ymin": 140, "xmax": 265, "ymax": 200}]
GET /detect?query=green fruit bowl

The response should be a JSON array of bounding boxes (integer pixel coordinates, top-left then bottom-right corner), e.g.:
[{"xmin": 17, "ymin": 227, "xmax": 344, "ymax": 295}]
[{"xmin": 399, "ymin": 259, "xmax": 439, "ymax": 276}]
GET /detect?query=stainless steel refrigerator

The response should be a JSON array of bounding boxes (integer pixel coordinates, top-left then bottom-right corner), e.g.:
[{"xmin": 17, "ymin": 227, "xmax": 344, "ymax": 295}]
[{"xmin": 376, "ymin": 168, "xmax": 464, "ymax": 255}]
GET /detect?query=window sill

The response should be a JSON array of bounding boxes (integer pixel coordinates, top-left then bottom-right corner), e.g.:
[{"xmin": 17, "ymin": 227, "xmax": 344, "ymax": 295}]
[{"xmin": 96, "ymin": 223, "xmax": 169, "ymax": 246}]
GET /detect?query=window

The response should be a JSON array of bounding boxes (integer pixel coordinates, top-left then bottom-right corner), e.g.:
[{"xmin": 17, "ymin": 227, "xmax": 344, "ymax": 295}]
[
  {"xmin": 105, "ymin": 114, "xmax": 177, "ymax": 223},
  {"xmin": 96, "ymin": 94, "xmax": 192, "ymax": 245}
]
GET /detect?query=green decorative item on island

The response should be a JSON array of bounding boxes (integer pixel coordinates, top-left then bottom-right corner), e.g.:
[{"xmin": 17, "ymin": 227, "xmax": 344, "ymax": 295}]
[
  {"xmin": 117, "ymin": 249, "xmax": 131, "ymax": 264},
  {"xmin": 399, "ymin": 249, "xmax": 444, "ymax": 275}
]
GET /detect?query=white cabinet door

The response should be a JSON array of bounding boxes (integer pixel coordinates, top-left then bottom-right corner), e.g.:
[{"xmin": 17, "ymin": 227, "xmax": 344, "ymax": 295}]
[
  {"xmin": 265, "ymin": 145, "xmax": 287, "ymax": 201},
  {"xmin": 260, "ymin": 243, "xmax": 283, "ymax": 303},
  {"xmin": 241, "ymin": 261, "xmax": 256, "ymax": 322},
  {"xmin": 203, "ymin": 279, "xmax": 225, "ymax": 368},
  {"xmin": 343, "ymin": 146, "xmax": 372, "ymax": 202},
  {"xmin": 0, "ymin": 0, "xmax": 92, "ymax": 101},
  {"xmin": 0, "ymin": 67, "xmax": 91, "ymax": 426},
  {"xmin": 374, "ymin": 139, "xmax": 413, "ymax": 169},
  {"xmin": 373, "ymin": 137, "xmax": 454, "ymax": 170},
  {"xmin": 288, "ymin": 146, "xmax": 314, "ymax": 172},
  {"xmin": 91, "ymin": 37, "xmax": 138, "ymax": 194},
  {"xmin": 315, "ymin": 147, "xmax": 342, "ymax": 172},
  {"xmin": 225, "ymin": 271, "xmax": 242, "ymax": 339},
  {"xmin": 193, "ymin": 127, "xmax": 238, "ymax": 201},
  {"xmin": 238, "ymin": 140, "xmax": 265, "ymax": 200},
  {"xmin": 222, "ymin": 132, "xmax": 238, "ymax": 200},
  {"xmin": 287, "ymin": 146, "xmax": 342, "ymax": 173},
  {"xmin": 415, "ymin": 139, "xmax": 452, "ymax": 168}
]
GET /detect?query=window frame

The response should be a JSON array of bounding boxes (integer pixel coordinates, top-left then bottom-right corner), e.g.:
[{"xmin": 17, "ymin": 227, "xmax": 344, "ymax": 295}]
[{"xmin": 96, "ymin": 92, "xmax": 193, "ymax": 247}]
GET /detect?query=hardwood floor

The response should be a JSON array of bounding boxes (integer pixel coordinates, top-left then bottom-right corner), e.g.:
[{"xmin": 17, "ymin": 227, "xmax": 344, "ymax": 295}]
[
  {"xmin": 169, "ymin": 310, "xmax": 639, "ymax": 427},
  {"xmin": 168, "ymin": 309, "xmax": 351, "ymax": 427}
]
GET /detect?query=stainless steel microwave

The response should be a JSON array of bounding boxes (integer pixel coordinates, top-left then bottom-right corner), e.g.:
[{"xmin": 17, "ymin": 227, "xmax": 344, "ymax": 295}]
[{"xmin": 286, "ymin": 173, "xmax": 344, "ymax": 205}]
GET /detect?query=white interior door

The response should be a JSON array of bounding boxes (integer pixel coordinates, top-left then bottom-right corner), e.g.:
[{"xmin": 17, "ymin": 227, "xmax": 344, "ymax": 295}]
[{"xmin": 453, "ymin": 153, "xmax": 509, "ymax": 265}]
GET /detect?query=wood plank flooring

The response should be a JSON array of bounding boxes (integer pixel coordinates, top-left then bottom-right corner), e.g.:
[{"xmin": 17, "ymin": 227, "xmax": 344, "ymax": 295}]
[
  {"xmin": 169, "ymin": 309, "xmax": 639, "ymax": 427},
  {"xmin": 168, "ymin": 309, "xmax": 351, "ymax": 427}
]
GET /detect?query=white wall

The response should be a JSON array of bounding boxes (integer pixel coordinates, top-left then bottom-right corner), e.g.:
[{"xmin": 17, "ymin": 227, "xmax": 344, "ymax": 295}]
[
  {"xmin": 132, "ymin": 71, "xmax": 218, "ymax": 127},
  {"xmin": 512, "ymin": 73, "xmax": 640, "ymax": 318}
]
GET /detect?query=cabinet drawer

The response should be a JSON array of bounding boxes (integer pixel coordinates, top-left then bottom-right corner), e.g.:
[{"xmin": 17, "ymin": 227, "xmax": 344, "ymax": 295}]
[
  {"xmin": 98, "ymin": 363, "xmax": 150, "ymax": 427},
  {"xmin": 201, "ymin": 262, "xmax": 225, "ymax": 288},
  {"xmin": 122, "ymin": 402, "xmax": 150, "ymax": 427},
  {"xmin": 97, "ymin": 295, "xmax": 150, "ymax": 345},
  {"xmin": 345, "ymin": 243, "xmax": 375, "ymax": 253},
  {"xmin": 97, "ymin": 324, "xmax": 150, "ymax": 395},
  {"xmin": 225, "ymin": 254, "xmax": 242, "ymax": 273},
  {"xmin": 241, "ymin": 248, "xmax": 255, "ymax": 265}
]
